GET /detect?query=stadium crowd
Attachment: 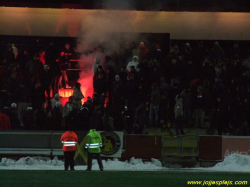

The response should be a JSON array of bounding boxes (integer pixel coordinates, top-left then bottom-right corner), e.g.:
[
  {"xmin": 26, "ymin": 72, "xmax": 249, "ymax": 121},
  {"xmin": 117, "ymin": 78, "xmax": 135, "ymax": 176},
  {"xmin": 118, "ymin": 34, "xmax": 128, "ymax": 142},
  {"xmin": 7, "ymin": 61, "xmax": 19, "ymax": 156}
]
[{"xmin": 0, "ymin": 38, "xmax": 250, "ymax": 136}]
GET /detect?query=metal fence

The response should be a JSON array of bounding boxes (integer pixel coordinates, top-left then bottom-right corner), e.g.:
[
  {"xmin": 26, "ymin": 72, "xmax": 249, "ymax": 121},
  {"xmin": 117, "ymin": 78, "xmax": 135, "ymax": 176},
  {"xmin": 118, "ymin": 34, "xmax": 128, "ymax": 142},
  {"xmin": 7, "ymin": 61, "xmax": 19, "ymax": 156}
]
[{"xmin": 161, "ymin": 134, "xmax": 199, "ymax": 157}]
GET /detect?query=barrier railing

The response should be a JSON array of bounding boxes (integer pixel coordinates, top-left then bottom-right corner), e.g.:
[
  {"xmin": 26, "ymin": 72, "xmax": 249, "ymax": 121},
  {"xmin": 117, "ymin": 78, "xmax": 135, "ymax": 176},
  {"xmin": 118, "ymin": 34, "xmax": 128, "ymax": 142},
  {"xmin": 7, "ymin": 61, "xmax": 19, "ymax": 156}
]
[
  {"xmin": 0, "ymin": 131, "xmax": 198, "ymax": 159},
  {"xmin": 159, "ymin": 134, "xmax": 199, "ymax": 157},
  {"xmin": 0, "ymin": 131, "xmax": 86, "ymax": 157}
]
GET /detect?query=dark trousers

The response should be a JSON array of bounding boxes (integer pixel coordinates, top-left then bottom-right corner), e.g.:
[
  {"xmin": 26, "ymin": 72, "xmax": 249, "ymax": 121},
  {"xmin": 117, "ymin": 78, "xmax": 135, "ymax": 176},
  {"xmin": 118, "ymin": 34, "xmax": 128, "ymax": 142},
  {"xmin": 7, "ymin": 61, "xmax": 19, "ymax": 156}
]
[
  {"xmin": 175, "ymin": 116, "xmax": 185, "ymax": 135},
  {"xmin": 64, "ymin": 151, "xmax": 76, "ymax": 170},
  {"xmin": 44, "ymin": 87, "xmax": 51, "ymax": 109},
  {"xmin": 52, "ymin": 76, "xmax": 60, "ymax": 96},
  {"xmin": 87, "ymin": 152, "xmax": 103, "ymax": 170}
]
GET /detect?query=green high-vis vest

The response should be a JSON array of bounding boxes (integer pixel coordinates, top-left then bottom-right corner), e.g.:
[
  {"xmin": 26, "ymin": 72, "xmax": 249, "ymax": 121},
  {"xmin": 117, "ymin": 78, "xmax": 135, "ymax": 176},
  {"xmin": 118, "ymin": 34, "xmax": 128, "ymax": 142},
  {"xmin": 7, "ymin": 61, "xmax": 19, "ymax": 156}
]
[{"xmin": 85, "ymin": 129, "xmax": 102, "ymax": 153}]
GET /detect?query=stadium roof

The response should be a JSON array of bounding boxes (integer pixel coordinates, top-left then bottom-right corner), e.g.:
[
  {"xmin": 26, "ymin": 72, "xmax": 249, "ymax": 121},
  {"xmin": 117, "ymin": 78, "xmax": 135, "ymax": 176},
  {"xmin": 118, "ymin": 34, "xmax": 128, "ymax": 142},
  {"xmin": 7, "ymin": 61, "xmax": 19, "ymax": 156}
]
[{"xmin": 1, "ymin": 0, "xmax": 250, "ymax": 12}]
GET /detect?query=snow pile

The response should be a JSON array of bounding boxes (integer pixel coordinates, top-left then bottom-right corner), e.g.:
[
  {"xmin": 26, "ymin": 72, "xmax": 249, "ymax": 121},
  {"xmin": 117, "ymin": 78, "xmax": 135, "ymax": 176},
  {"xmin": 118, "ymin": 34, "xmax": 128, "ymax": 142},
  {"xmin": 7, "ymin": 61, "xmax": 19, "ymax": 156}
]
[
  {"xmin": 0, "ymin": 156, "xmax": 64, "ymax": 170},
  {"xmin": 207, "ymin": 154, "xmax": 250, "ymax": 172},
  {"xmin": 1, "ymin": 154, "xmax": 249, "ymax": 172},
  {"xmin": 0, "ymin": 156, "xmax": 163, "ymax": 171}
]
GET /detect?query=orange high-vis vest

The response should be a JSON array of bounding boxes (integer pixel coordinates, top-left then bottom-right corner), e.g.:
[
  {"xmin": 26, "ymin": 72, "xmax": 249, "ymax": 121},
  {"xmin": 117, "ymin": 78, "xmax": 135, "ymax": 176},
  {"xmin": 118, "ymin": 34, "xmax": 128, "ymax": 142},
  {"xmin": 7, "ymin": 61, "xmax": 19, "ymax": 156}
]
[{"xmin": 60, "ymin": 131, "xmax": 78, "ymax": 151}]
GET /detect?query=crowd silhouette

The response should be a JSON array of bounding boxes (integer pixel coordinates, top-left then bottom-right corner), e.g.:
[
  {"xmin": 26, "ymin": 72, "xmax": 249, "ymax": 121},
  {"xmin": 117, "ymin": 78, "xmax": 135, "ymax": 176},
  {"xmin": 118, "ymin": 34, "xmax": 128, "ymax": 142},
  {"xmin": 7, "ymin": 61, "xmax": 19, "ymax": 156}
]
[{"xmin": 0, "ymin": 38, "xmax": 250, "ymax": 136}]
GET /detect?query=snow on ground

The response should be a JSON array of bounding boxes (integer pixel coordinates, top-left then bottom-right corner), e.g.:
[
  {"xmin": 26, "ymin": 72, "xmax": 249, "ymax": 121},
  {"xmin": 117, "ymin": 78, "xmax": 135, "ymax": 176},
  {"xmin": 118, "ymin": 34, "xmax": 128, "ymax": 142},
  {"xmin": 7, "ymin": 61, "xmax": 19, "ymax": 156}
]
[
  {"xmin": 0, "ymin": 156, "xmax": 164, "ymax": 171},
  {"xmin": 0, "ymin": 154, "xmax": 249, "ymax": 172},
  {"xmin": 202, "ymin": 153, "xmax": 250, "ymax": 173}
]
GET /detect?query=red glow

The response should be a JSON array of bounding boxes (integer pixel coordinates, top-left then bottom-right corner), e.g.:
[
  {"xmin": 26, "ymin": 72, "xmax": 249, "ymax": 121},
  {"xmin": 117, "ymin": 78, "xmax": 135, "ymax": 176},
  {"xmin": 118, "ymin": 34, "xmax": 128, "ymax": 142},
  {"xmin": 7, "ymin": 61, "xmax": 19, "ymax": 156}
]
[
  {"xmin": 58, "ymin": 82, "xmax": 92, "ymax": 106},
  {"xmin": 58, "ymin": 88, "xmax": 74, "ymax": 98},
  {"xmin": 58, "ymin": 88, "xmax": 73, "ymax": 106},
  {"xmin": 78, "ymin": 71, "xmax": 94, "ymax": 102},
  {"xmin": 59, "ymin": 97, "xmax": 69, "ymax": 107}
]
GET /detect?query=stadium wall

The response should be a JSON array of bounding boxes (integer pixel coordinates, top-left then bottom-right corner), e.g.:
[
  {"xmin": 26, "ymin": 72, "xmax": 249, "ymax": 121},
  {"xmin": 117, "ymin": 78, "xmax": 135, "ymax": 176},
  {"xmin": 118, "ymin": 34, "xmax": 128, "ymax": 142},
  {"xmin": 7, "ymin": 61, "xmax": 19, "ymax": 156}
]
[{"xmin": 0, "ymin": 7, "xmax": 250, "ymax": 40}]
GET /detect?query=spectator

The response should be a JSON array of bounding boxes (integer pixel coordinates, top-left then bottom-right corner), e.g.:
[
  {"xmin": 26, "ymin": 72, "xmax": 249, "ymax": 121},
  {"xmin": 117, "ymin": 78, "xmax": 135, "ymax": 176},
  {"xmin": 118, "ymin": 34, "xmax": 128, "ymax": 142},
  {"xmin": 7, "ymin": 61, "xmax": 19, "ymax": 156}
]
[
  {"xmin": 11, "ymin": 43, "xmax": 18, "ymax": 59},
  {"xmin": 214, "ymin": 60, "xmax": 226, "ymax": 78},
  {"xmin": 118, "ymin": 66, "xmax": 128, "ymax": 84},
  {"xmin": 15, "ymin": 82, "xmax": 31, "ymax": 127},
  {"xmin": 209, "ymin": 42, "xmax": 225, "ymax": 64},
  {"xmin": 126, "ymin": 56, "xmax": 139, "ymax": 72},
  {"xmin": 38, "ymin": 50, "xmax": 46, "ymax": 65},
  {"xmin": 103, "ymin": 55, "xmax": 113, "ymax": 71},
  {"xmin": 62, "ymin": 43, "xmax": 75, "ymax": 82},
  {"xmin": 63, "ymin": 96, "xmax": 75, "ymax": 117},
  {"xmin": 7, "ymin": 72, "xmax": 19, "ymax": 103},
  {"xmin": 45, "ymin": 42, "xmax": 61, "ymax": 96},
  {"xmin": 181, "ymin": 88, "xmax": 191, "ymax": 127},
  {"xmin": 111, "ymin": 74, "xmax": 124, "ymax": 111},
  {"xmin": 31, "ymin": 78, "xmax": 46, "ymax": 112},
  {"xmin": 52, "ymin": 93, "xmax": 62, "ymax": 110},
  {"xmin": 16, "ymin": 50, "xmax": 29, "ymax": 80},
  {"xmin": 134, "ymin": 102, "xmax": 146, "ymax": 134},
  {"xmin": 243, "ymin": 56, "xmax": 250, "ymax": 70},
  {"xmin": 65, "ymin": 107, "xmax": 79, "ymax": 131},
  {"xmin": 93, "ymin": 73, "xmax": 107, "ymax": 96},
  {"xmin": 151, "ymin": 43, "xmax": 162, "ymax": 62},
  {"xmin": 89, "ymin": 108, "xmax": 103, "ymax": 131},
  {"xmin": 26, "ymin": 54, "xmax": 43, "ymax": 80},
  {"xmin": 73, "ymin": 82, "xmax": 84, "ymax": 110},
  {"xmin": 137, "ymin": 77, "xmax": 150, "ymax": 107},
  {"xmin": 226, "ymin": 60, "xmax": 245, "ymax": 81},
  {"xmin": 111, "ymin": 89, "xmax": 123, "ymax": 129},
  {"xmin": 106, "ymin": 66, "xmax": 116, "ymax": 103},
  {"xmin": 22, "ymin": 104, "xmax": 35, "ymax": 130},
  {"xmin": 103, "ymin": 109, "xmax": 114, "ymax": 131},
  {"xmin": 212, "ymin": 77, "xmax": 225, "ymax": 103},
  {"xmin": 194, "ymin": 86, "xmax": 206, "ymax": 128},
  {"xmin": 159, "ymin": 77, "xmax": 170, "ymax": 127},
  {"xmin": 50, "ymin": 54, "xmax": 62, "ymax": 95},
  {"xmin": 174, "ymin": 95, "xmax": 185, "ymax": 136},
  {"xmin": 0, "ymin": 109, "xmax": 11, "ymax": 130},
  {"xmin": 34, "ymin": 108, "xmax": 47, "ymax": 130},
  {"xmin": 168, "ymin": 58, "xmax": 181, "ymax": 87},
  {"xmin": 28, "ymin": 38, "xmax": 41, "ymax": 59},
  {"xmin": 235, "ymin": 98, "xmax": 249, "ymax": 136},
  {"xmin": 93, "ymin": 65, "xmax": 106, "ymax": 81},
  {"xmin": 138, "ymin": 42, "xmax": 149, "ymax": 62},
  {"xmin": 202, "ymin": 57, "xmax": 214, "ymax": 79},
  {"xmin": 63, "ymin": 96, "xmax": 75, "ymax": 129},
  {"xmin": 3, "ymin": 45, "xmax": 15, "ymax": 67},
  {"xmin": 194, "ymin": 41, "xmax": 207, "ymax": 65},
  {"xmin": 77, "ymin": 105, "xmax": 91, "ymax": 131},
  {"xmin": 61, "ymin": 43, "xmax": 74, "ymax": 67},
  {"xmin": 170, "ymin": 43, "xmax": 180, "ymax": 58},
  {"xmin": 183, "ymin": 43, "xmax": 192, "ymax": 62},
  {"xmin": 92, "ymin": 57, "xmax": 101, "ymax": 73},
  {"xmin": 125, "ymin": 73, "xmax": 138, "ymax": 133},
  {"xmin": 229, "ymin": 43, "xmax": 241, "ymax": 62},
  {"xmin": 50, "ymin": 101, "xmax": 63, "ymax": 130},
  {"xmin": 57, "ymin": 51, "xmax": 69, "ymax": 89},
  {"xmin": 39, "ymin": 64, "xmax": 53, "ymax": 110},
  {"xmin": 8, "ymin": 103, "xmax": 20, "ymax": 130},
  {"xmin": 215, "ymin": 96, "xmax": 229, "ymax": 135},
  {"xmin": 83, "ymin": 96, "xmax": 94, "ymax": 116},
  {"xmin": 148, "ymin": 64, "xmax": 161, "ymax": 86},
  {"xmin": 45, "ymin": 41, "xmax": 58, "ymax": 68},
  {"xmin": 149, "ymin": 83, "xmax": 161, "ymax": 127}
]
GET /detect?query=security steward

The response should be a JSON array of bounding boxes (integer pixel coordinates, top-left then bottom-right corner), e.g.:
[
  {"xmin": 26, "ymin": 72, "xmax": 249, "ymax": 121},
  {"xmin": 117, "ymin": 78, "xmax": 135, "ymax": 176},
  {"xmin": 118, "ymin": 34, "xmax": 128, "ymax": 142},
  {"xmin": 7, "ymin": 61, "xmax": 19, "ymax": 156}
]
[
  {"xmin": 85, "ymin": 129, "xmax": 104, "ymax": 171},
  {"xmin": 61, "ymin": 130, "xmax": 78, "ymax": 171}
]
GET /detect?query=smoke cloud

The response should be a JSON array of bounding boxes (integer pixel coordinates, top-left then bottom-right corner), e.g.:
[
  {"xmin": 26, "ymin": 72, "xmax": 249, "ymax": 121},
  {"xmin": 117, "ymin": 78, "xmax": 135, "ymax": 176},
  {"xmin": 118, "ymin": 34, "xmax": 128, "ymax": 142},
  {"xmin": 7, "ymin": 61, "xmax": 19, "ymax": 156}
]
[{"xmin": 76, "ymin": 7, "xmax": 142, "ymax": 101}]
